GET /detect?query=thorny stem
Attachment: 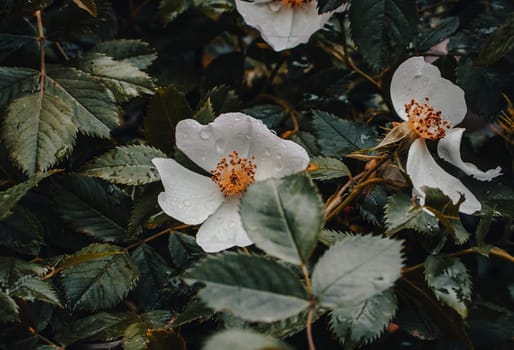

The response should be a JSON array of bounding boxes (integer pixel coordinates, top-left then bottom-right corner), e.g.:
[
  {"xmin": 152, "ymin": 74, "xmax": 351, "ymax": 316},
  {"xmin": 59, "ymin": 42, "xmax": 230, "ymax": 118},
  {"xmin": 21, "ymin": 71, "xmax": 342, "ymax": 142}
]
[
  {"xmin": 35, "ymin": 10, "xmax": 45, "ymax": 96},
  {"xmin": 126, "ymin": 223, "xmax": 190, "ymax": 250},
  {"xmin": 402, "ymin": 246, "xmax": 514, "ymax": 275}
]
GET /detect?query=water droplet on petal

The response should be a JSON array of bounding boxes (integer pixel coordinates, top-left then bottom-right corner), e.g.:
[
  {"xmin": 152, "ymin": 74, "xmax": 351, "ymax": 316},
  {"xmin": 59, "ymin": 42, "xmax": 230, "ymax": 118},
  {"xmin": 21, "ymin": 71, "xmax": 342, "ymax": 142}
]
[
  {"xmin": 275, "ymin": 154, "xmax": 282, "ymax": 160},
  {"xmin": 270, "ymin": 129, "xmax": 277, "ymax": 135},
  {"xmin": 183, "ymin": 200, "xmax": 191, "ymax": 207},
  {"xmin": 234, "ymin": 116, "xmax": 242, "ymax": 121},
  {"xmin": 200, "ymin": 130, "xmax": 210, "ymax": 140},
  {"xmin": 264, "ymin": 149, "xmax": 271, "ymax": 157},
  {"xmin": 215, "ymin": 140, "xmax": 225, "ymax": 154}
]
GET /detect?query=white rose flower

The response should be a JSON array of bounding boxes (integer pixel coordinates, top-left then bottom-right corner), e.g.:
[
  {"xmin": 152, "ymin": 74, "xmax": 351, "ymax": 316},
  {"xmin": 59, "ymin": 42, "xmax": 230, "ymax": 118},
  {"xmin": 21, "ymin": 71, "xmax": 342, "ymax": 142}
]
[
  {"xmin": 390, "ymin": 56, "xmax": 502, "ymax": 214},
  {"xmin": 152, "ymin": 113, "xmax": 310, "ymax": 252},
  {"xmin": 235, "ymin": 0, "xmax": 345, "ymax": 51}
]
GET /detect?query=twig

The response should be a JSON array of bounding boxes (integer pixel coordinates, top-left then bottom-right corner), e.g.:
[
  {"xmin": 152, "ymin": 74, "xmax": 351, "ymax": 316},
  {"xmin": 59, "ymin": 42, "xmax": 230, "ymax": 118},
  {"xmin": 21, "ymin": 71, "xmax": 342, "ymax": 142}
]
[
  {"xmin": 306, "ymin": 304, "xmax": 316, "ymax": 350},
  {"xmin": 126, "ymin": 223, "xmax": 190, "ymax": 250},
  {"xmin": 256, "ymin": 93, "xmax": 300, "ymax": 138},
  {"xmin": 28, "ymin": 327, "xmax": 62, "ymax": 349},
  {"xmin": 35, "ymin": 10, "xmax": 45, "ymax": 96}
]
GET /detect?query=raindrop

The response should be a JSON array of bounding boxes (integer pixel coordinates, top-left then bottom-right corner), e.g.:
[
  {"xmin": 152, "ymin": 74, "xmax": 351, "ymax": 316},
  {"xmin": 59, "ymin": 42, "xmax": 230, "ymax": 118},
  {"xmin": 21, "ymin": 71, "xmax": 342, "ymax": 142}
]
[
  {"xmin": 199, "ymin": 130, "xmax": 210, "ymax": 140},
  {"xmin": 183, "ymin": 200, "xmax": 191, "ymax": 207},
  {"xmin": 234, "ymin": 116, "xmax": 242, "ymax": 121},
  {"xmin": 275, "ymin": 154, "xmax": 282, "ymax": 160},
  {"xmin": 270, "ymin": 129, "xmax": 277, "ymax": 135},
  {"xmin": 215, "ymin": 140, "xmax": 225, "ymax": 154},
  {"xmin": 264, "ymin": 149, "xmax": 271, "ymax": 157}
]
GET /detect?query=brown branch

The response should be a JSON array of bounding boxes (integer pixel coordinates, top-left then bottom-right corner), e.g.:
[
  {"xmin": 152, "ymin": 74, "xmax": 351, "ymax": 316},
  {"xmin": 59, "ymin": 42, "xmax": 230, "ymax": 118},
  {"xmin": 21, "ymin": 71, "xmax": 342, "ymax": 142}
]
[
  {"xmin": 126, "ymin": 223, "xmax": 190, "ymax": 251},
  {"xmin": 35, "ymin": 10, "xmax": 45, "ymax": 97}
]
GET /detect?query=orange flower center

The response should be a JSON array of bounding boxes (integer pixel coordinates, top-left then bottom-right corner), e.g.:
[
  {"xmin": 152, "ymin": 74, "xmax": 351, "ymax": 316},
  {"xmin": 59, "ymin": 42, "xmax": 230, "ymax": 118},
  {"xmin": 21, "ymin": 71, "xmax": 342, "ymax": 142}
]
[
  {"xmin": 405, "ymin": 98, "xmax": 450, "ymax": 141},
  {"xmin": 210, "ymin": 150, "xmax": 257, "ymax": 196},
  {"xmin": 279, "ymin": 0, "xmax": 312, "ymax": 7}
]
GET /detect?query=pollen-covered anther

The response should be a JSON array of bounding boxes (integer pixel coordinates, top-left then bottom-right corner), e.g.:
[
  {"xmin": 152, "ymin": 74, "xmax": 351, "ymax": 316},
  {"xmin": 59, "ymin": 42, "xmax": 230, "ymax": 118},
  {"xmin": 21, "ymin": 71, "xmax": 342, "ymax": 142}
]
[
  {"xmin": 210, "ymin": 150, "xmax": 257, "ymax": 196},
  {"xmin": 405, "ymin": 98, "xmax": 450, "ymax": 141},
  {"xmin": 279, "ymin": 0, "xmax": 312, "ymax": 8}
]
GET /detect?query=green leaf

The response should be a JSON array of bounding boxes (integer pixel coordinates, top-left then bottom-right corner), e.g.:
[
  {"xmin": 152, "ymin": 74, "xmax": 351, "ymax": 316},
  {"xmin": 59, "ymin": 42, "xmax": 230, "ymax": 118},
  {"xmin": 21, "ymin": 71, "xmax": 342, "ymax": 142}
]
[
  {"xmin": 357, "ymin": 185, "xmax": 388, "ymax": 227},
  {"xmin": 317, "ymin": 0, "xmax": 345, "ymax": 14},
  {"xmin": 477, "ymin": 15, "xmax": 514, "ymax": 65},
  {"xmin": 78, "ymin": 53, "xmax": 155, "ymax": 102},
  {"xmin": 349, "ymin": 0, "xmax": 417, "ymax": 71},
  {"xmin": 422, "ymin": 187, "xmax": 470, "ymax": 244},
  {"xmin": 52, "ymin": 176, "xmax": 130, "ymax": 243},
  {"xmin": 308, "ymin": 156, "xmax": 351, "ymax": 181},
  {"xmin": 456, "ymin": 59, "xmax": 503, "ymax": 118},
  {"xmin": 193, "ymin": 98, "xmax": 216, "ymax": 124},
  {"xmin": 173, "ymin": 298, "xmax": 214, "ymax": 327},
  {"xmin": 201, "ymin": 85, "xmax": 242, "ymax": 115},
  {"xmin": 240, "ymin": 174, "xmax": 324, "ymax": 265},
  {"xmin": 46, "ymin": 65, "xmax": 119, "ymax": 138},
  {"xmin": 417, "ymin": 16, "xmax": 460, "ymax": 51},
  {"xmin": 168, "ymin": 231, "xmax": 204, "ymax": 270},
  {"xmin": 0, "ymin": 67, "xmax": 39, "ymax": 108},
  {"xmin": 144, "ymin": 85, "xmax": 193, "ymax": 153},
  {"xmin": 72, "ymin": 0, "xmax": 97, "ymax": 16},
  {"xmin": 129, "ymin": 183, "xmax": 165, "ymax": 237},
  {"xmin": 0, "ymin": 257, "xmax": 47, "ymax": 286},
  {"xmin": 202, "ymin": 329, "xmax": 291, "ymax": 350},
  {"xmin": 313, "ymin": 110, "xmax": 377, "ymax": 157},
  {"xmin": 243, "ymin": 104, "xmax": 286, "ymax": 129},
  {"xmin": 56, "ymin": 312, "xmax": 133, "ymax": 346},
  {"xmin": 424, "ymin": 255, "xmax": 472, "ymax": 319},
  {"xmin": 0, "ymin": 170, "xmax": 56, "ymax": 221},
  {"xmin": 159, "ymin": 0, "xmax": 190, "ymax": 24},
  {"xmin": 1, "ymin": 92, "xmax": 77, "ymax": 174},
  {"xmin": 60, "ymin": 243, "xmax": 139, "ymax": 312},
  {"xmin": 329, "ymin": 289, "xmax": 397, "ymax": 347},
  {"xmin": 80, "ymin": 145, "xmax": 166, "ymax": 185},
  {"xmin": 10, "ymin": 277, "xmax": 61, "ymax": 306},
  {"xmin": 312, "ymin": 234, "xmax": 403, "ymax": 308},
  {"xmin": 319, "ymin": 229, "xmax": 346, "ymax": 246},
  {"xmin": 123, "ymin": 317, "xmax": 183, "ymax": 350},
  {"xmin": 183, "ymin": 252, "xmax": 309, "ymax": 322},
  {"xmin": 0, "ymin": 292, "xmax": 18, "ymax": 323},
  {"xmin": 0, "ymin": 207, "xmax": 44, "ymax": 256},
  {"xmin": 385, "ymin": 192, "xmax": 439, "ymax": 236},
  {"xmin": 94, "ymin": 39, "xmax": 157, "ymax": 70},
  {"xmin": 131, "ymin": 245, "xmax": 175, "ymax": 310}
]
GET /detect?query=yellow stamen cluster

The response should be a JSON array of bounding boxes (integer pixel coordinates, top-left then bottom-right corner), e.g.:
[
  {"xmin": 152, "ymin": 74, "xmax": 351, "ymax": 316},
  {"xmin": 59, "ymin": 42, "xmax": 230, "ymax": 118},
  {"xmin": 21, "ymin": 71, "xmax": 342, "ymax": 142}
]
[
  {"xmin": 405, "ymin": 98, "xmax": 450, "ymax": 141},
  {"xmin": 210, "ymin": 150, "xmax": 257, "ymax": 196},
  {"xmin": 279, "ymin": 0, "xmax": 311, "ymax": 8}
]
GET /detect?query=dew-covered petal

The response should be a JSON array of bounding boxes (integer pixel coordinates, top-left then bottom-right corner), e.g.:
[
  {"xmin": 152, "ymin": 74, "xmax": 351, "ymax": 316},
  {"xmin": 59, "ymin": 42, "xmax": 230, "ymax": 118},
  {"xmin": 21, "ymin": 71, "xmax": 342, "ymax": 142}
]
[
  {"xmin": 235, "ymin": 0, "xmax": 336, "ymax": 51},
  {"xmin": 390, "ymin": 56, "xmax": 467, "ymax": 126},
  {"xmin": 152, "ymin": 158, "xmax": 224, "ymax": 225},
  {"xmin": 176, "ymin": 113, "xmax": 252, "ymax": 173},
  {"xmin": 196, "ymin": 196, "xmax": 253, "ymax": 253},
  {"xmin": 406, "ymin": 139, "xmax": 482, "ymax": 214},
  {"xmin": 437, "ymin": 128, "xmax": 502, "ymax": 181}
]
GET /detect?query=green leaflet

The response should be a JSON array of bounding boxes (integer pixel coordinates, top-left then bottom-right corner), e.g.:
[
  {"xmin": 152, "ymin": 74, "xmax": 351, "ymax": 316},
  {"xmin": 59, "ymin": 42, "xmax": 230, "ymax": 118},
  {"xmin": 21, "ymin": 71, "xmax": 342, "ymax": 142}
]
[
  {"xmin": 80, "ymin": 145, "xmax": 166, "ymax": 185},
  {"xmin": 60, "ymin": 243, "xmax": 140, "ymax": 312},
  {"xmin": 349, "ymin": 0, "xmax": 417, "ymax": 71},
  {"xmin": 329, "ymin": 289, "xmax": 397, "ymax": 347},
  {"xmin": 183, "ymin": 252, "xmax": 309, "ymax": 322},
  {"xmin": 312, "ymin": 234, "xmax": 403, "ymax": 308},
  {"xmin": 240, "ymin": 174, "xmax": 324, "ymax": 265},
  {"xmin": 1, "ymin": 92, "xmax": 77, "ymax": 175},
  {"xmin": 424, "ymin": 255, "xmax": 472, "ymax": 319}
]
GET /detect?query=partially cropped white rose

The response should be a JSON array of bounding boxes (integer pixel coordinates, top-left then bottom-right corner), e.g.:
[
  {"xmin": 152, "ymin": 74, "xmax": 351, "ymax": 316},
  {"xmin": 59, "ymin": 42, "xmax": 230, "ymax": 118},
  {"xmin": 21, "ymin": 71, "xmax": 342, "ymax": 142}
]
[
  {"xmin": 390, "ymin": 57, "xmax": 502, "ymax": 214},
  {"xmin": 235, "ymin": 0, "xmax": 345, "ymax": 51},
  {"xmin": 153, "ymin": 113, "xmax": 310, "ymax": 252}
]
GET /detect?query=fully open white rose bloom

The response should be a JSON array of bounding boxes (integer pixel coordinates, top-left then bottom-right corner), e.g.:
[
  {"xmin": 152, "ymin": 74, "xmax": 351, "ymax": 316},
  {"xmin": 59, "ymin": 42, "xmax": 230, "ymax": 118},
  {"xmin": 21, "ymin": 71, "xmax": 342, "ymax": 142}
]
[
  {"xmin": 235, "ymin": 0, "xmax": 345, "ymax": 51},
  {"xmin": 390, "ymin": 57, "xmax": 502, "ymax": 214},
  {"xmin": 152, "ymin": 113, "xmax": 310, "ymax": 252}
]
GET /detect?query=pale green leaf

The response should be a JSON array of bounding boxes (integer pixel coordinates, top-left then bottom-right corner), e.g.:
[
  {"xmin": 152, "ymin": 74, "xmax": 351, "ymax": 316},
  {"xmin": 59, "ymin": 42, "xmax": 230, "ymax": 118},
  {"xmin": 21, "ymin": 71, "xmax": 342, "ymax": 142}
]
[
  {"xmin": 194, "ymin": 98, "xmax": 216, "ymax": 124},
  {"xmin": 313, "ymin": 110, "xmax": 377, "ymax": 157},
  {"xmin": 202, "ymin": 329, "xmax": 291, "ymax": 350},
  {"xmin": 0, "ymin": 67, "xmax": 39, "ymax": 108},
  {"xmin": 0, "ymin": 170, "xmax": 56, "ymax": 221},
  {"xmin": 308, "ymin": 156, "xmax": 351, "ymax": 181},
  {"xmin": 123, "ymin": 322, "xmax": 150, "ymax": 350},
  {"xmin": 349, "ymin": 0, "xmax": 417, "ymax": 71},
  {"xmin": 1, "ymin": 93, "xmax": 77, "ymax": 174},
  {"xmin": 95, "ymin": 39, "xmax": 157, "ymax": 70},
  {"xmin": 0, "ymin": 257, "xmax": 47, "ymax": 287},
  {"xmin": 312, "ymin": 234, "xmax": 403, "ymax": 308},
  {"xmin": 46, "ymin": 65, "xmax": 119, "ymax": 138},
  {"xmin": 52, "ymin": 176, "xmax": 130, "ymax": 243},
  {"xmin": 385, "ymin": 192, "xmax": 439, "ymax": 236},
  {"xmin": 240, "ymin": 174, "xmax": 324, "ymax": 265},
  {"xmin": 72, "ymin": 0, "xmax": 97, "ymax": 16},
  {"xmin": 424, "ymin": 255, "xmax": 472, "ymax": 319},
  {"xmin": 129, "ymin": 183, "xmax": 165, "ymax": 237},
  {"xmin": 329, "ymin": 289, "xmax": 397, "ymax": 346},
  {"xmin": 60, "ymin": 243, "xmax": 139, "ymax": 311},
  {"xmin": 10, "ymin": 277, "xmax": 61, "ymax": 306},
  {"xmin": 78, "ymin": 53, "xmax": 155, "ymax": 102},
  {"xmin": 80, "ymin": 145, "xmax": 166, "ymax": 185},
  {"xmin": 183, "ymin": 252, "xmax": 309, "ymax": 322},
  {"xmin": 159, "ymin": 0, "xmax": 190, "ymax": 24},
  {"xmin": 168, "ymin": 231, "xmax": 204, "ymax": 270},
  {"xmin": 0, "ymin": 292, "xmax": 18, "ymax": 323},
  {"xmin": 144, "ymin": 85, "xmax": 193, "ymax": 153}
]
